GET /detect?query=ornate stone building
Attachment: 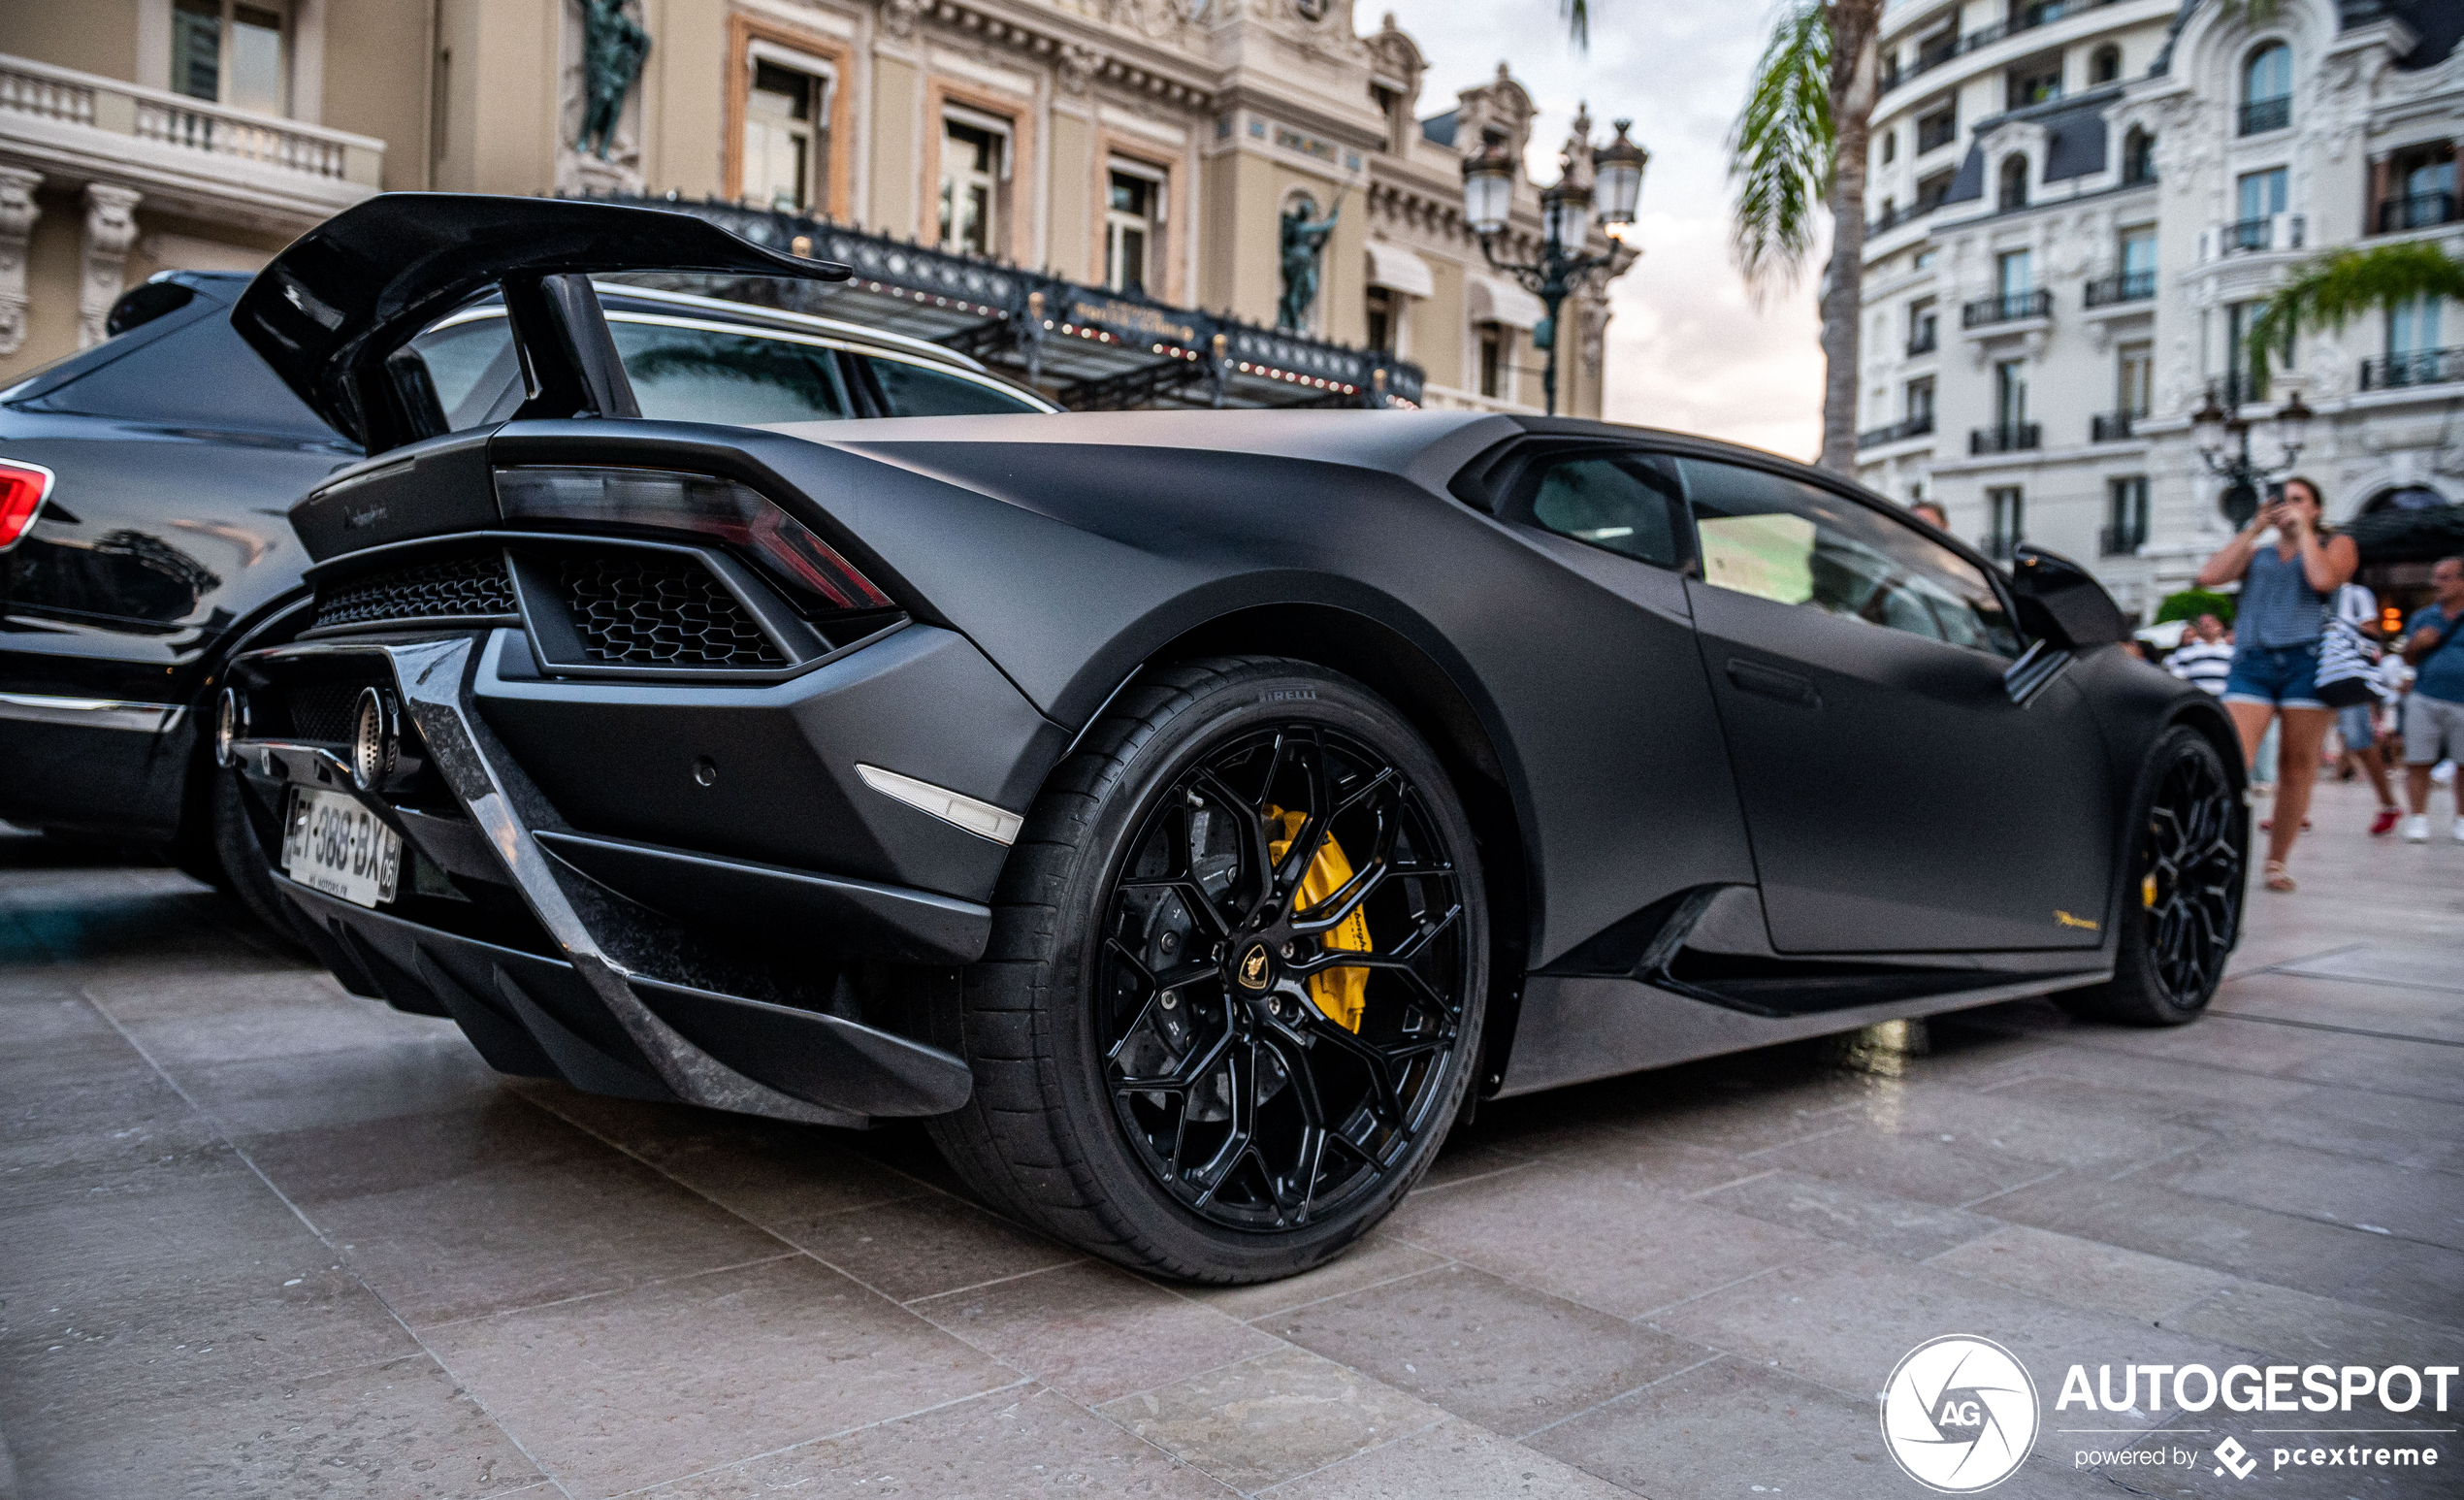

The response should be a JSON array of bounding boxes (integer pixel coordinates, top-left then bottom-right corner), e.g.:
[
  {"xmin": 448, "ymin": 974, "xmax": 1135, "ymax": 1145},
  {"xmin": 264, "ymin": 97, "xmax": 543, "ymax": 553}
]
[
  {"xmin": 1854, "ymin": 0, "xmax": 2460, "ymax": 619},
  {"xmin": 0, "ymin": 0, "xmax": 1630, "ymax": 419}
]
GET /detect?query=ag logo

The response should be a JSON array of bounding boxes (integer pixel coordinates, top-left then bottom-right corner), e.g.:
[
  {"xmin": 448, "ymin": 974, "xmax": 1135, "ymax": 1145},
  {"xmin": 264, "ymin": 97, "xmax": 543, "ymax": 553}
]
[{"xmin": 1880, "ymin": 1335, "xmax": 2040, "ymax": 1492}]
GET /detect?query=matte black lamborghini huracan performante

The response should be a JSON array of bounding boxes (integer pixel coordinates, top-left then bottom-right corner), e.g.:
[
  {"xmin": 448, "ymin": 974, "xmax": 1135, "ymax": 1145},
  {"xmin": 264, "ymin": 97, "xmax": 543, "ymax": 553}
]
[{"xmin": 222, "ymin": 197, "xmax": 2246, "ymax": 1282}]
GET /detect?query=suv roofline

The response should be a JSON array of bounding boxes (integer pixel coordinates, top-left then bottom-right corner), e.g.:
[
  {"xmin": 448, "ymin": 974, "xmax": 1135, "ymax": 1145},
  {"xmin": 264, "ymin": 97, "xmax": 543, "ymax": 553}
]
[{"xmin": 588, "ymin": 280, "xmax": 995, "ymax": 374}]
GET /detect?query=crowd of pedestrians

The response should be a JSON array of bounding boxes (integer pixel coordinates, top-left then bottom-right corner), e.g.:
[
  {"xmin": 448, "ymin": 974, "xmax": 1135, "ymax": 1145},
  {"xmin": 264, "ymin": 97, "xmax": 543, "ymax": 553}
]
[{"xmin": 2155, "ymin": 478, "xmax": 2464, "ymax": 893}]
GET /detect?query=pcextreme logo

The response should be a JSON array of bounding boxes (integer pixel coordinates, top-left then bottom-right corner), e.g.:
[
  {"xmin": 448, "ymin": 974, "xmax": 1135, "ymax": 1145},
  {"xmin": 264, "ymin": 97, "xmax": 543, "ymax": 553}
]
[{"xmin": 1880, "ymin": 1336, "xmax": 2041, "ymax": 1492}]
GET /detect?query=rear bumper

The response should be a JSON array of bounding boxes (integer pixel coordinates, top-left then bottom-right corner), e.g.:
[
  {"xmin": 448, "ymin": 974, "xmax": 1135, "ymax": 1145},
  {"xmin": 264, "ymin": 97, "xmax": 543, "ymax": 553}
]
[
  {"xmin": 0, "ymin": 694, "xmax": 192, "ymax": 841},
  {"xmin": 224, "ymin": 627, "xmax": 1048, "ymax": 1123}
]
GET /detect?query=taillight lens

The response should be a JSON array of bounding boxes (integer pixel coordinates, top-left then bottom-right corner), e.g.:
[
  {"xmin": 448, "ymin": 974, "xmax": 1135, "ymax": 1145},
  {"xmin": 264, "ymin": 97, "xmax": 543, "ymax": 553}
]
[
  {"xmin": 493, "ymin": 466, "xmax": 891, "ymax": 610},
  {"xmin": 0, "ymin": 461, "xmax": 53, "ymax": 551}
]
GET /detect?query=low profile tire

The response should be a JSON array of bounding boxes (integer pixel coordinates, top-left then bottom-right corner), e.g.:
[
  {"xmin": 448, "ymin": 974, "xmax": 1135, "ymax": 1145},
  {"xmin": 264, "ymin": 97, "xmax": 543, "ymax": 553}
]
[
  {"xmin": 2059, "ymin": 725, "xmax": 2244, "ymax": 1027},
  {"xmin": 210, "ymin": 769, "xmax": 311, "ymax": 953},
  {"xmin": 928, "ymin": 656, "xmax": 1488, "ymax": 1283}
]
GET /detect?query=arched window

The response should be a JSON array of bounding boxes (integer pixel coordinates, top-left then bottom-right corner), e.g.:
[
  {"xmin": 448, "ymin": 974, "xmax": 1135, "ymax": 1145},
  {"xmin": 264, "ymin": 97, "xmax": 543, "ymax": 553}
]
[
  {"xmin": 2123, "ymin": 126, "xmax": 2156, "ymax": 184},
  {"xmin": 2091, "ymin": 45, "xmax": 2122, "ymax": 85},
  {"xmin": 1999, "ymin": 155, "xmax": 2030, "ymax": 212},
  {"xmin": 2241, "ymin": 43, "xmax": 2291, "ymax": 134}
]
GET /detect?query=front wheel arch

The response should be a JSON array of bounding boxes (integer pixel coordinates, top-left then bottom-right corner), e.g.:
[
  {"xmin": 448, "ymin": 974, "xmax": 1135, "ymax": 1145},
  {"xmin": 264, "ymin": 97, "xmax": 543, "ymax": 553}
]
[{"xmin": 1130, "ymin": 603, "xmax": 1534, "ymax": 1099}]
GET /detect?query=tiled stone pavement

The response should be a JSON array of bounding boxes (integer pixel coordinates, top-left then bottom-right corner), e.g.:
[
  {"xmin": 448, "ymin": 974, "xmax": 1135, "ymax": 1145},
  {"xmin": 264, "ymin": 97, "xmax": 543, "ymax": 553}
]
[{"xmin": 2, "ymin": 777, "xmax": 2459, "ymax": 1498}]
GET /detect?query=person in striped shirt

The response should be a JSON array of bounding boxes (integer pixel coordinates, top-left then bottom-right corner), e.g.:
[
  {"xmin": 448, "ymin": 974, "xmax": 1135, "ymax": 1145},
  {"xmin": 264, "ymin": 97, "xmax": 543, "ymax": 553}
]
[{"xmin": 2167, "ymin": 614, "xmax": 2235, "ymax": 697}]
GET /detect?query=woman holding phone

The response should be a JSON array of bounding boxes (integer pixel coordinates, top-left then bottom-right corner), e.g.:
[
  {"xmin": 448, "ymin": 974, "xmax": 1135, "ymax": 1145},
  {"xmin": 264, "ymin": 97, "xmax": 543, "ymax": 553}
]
[{"xmin": 2194, "ymin": 476, "xmax": 2358, "ymax": 891}]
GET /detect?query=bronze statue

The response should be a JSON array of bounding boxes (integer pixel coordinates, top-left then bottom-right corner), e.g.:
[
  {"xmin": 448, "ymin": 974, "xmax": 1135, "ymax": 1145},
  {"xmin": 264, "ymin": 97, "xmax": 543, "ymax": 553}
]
[
  {"xmin": 577, "ymin": 0, "xmax": 651, "ymax": 160},
  {"xmin": 1277, "ymin": 193, "xmax": 1342, "ymax": 332}
]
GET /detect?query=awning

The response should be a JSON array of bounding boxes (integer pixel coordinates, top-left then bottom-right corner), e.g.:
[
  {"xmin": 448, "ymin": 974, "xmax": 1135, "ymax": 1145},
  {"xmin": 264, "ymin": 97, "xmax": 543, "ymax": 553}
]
[
  {"xmin": 1364, "ymin": 240, "xmax": 1434, "ymax": 299},
  {"xmin": 1467, "ymin": 273, "xmax": 1545, "ymax": 331}
]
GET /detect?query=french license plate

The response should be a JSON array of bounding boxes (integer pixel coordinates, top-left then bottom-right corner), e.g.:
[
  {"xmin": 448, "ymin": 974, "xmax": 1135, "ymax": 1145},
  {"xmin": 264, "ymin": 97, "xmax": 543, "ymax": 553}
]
[{"xmin": 281, "ymin": 787, "xmax": 402, "ymax": 908}]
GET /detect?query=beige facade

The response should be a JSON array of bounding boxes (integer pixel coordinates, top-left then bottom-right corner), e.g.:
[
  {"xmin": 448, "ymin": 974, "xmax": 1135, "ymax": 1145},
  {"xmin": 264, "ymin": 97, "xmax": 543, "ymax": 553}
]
[{"xmin": 0, "ymin": 0, "xmax": 1628, "ymax": 417}]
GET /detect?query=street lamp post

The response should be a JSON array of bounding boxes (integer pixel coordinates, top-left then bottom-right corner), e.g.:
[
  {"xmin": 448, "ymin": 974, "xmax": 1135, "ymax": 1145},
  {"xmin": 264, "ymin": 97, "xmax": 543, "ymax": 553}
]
[
  {"xmin": 1460, "ymin": 119, "xmax": 1646, "ymax": 416},
  {"xmin": 2190, "ymin": 383, "xmax": 2314, "ymax": 526}
]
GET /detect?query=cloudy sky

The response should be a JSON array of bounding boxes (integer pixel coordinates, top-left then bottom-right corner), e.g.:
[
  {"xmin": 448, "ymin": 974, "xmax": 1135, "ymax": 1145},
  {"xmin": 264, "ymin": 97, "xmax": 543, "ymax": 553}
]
[{"xmin": 1386, "ymin": 0, "xmax": 1825, "ymax": 461}]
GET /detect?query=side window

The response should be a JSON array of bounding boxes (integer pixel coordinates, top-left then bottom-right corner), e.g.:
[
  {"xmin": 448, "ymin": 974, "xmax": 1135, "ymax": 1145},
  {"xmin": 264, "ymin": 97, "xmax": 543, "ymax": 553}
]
[
  {"xmin": 864, "ymin": 355, "xmax": 1043, "ymax": 416},
  {"xmin": 606, "ymin": 319, "xmax": 850, "ymax": 424},
  {"xmin": 404, "ymin": 314, "xmax": 521, "ymax": 432},
  {"xmin": 1679, "ymin": 457, "xmax": 2021, "ymax": 656},
  {"xmin": 1519, "ymin": 452, "xmax": 1686, "ymax": 570}
]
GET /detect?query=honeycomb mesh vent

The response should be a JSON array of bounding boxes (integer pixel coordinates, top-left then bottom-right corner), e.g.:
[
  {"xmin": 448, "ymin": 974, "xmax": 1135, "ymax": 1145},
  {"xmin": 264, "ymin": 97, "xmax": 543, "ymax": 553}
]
[
  {"xmin": 315, "ymin": 551, "xmax": 516, "ymax": 632},
  {"xmin": 556, "ymin": 554, "xmax": 785, "ymax": 668},
  {"xmin": 280, "ymin": 681, "xmax": 368, "ymax": 742}
]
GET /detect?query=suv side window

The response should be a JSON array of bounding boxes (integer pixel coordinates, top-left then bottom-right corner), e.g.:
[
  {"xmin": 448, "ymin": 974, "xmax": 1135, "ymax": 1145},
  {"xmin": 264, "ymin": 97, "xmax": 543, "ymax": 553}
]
[
  {"xmin": 606, "ymin": 319, "xmax": 850, "ymax": 424},
  {"xmin": 1678, "ymin": 457, "xmax": 2021, "ymax": 656},
  {"xmin": 1518, "ymin": 451, "xmax": 1687, "ymax": 570},
  {"xmin": 863, "ymin": 354, "xmax": 1044, "ymax": 416}
]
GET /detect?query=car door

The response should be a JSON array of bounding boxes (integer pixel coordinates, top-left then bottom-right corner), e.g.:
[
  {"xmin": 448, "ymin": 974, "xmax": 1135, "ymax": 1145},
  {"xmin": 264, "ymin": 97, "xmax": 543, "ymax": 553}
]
[{"xmin": 1672, "ymin": 454, "xmax": 2113, "ymax": 954}]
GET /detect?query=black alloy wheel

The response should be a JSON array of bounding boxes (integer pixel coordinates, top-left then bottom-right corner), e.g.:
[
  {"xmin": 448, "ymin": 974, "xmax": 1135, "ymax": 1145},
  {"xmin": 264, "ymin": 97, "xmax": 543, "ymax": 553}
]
[
  {"xmin": 2060, "ymin": 726, "xmax": 2243, "ymax": 1026},
  {"xmin": 926, "ymin": 657, "xmax": 1487, "ymax": 1283},
  {"xmin": 1099, "ymin": 723, "xmax": 1468, "ymax": 1231}
]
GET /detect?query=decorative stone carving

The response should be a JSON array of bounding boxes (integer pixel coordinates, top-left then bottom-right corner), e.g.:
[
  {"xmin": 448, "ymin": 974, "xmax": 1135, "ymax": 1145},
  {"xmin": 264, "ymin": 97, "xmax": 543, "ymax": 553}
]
[
  {"xmin": 78, "ymin": 184, "xmax": 141, "ymax": 350},
  {"xmin": 1058, "ymin": 42, "xmax": 1100, "ymax": 95},
  {"xmin": 881, "ymin": 0, "xmax": 923, "ymax": 41},
  {"xmin": 0, "ymin": 168, "xmax": 39, "ymax": 359}
]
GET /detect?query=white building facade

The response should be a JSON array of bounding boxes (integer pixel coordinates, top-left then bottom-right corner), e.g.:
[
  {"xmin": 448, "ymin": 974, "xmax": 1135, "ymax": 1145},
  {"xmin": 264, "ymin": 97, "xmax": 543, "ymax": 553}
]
[{"xmin": 1856, "ymin": 0, "xmax": 2461, "ymax": 622}]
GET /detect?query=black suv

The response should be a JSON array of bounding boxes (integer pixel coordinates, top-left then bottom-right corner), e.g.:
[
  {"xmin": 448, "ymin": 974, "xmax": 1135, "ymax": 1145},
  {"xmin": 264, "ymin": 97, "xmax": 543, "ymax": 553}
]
[{"xmin": 1, "ymin": 270, "xmax": 1048, "ymax": 936}]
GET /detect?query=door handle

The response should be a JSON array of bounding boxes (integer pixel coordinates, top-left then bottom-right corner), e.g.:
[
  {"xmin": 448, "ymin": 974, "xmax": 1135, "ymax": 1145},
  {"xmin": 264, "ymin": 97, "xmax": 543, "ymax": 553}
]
[{"xmin": 1726, "ymin": 658, "xmax": 1820, "ymax": 709}]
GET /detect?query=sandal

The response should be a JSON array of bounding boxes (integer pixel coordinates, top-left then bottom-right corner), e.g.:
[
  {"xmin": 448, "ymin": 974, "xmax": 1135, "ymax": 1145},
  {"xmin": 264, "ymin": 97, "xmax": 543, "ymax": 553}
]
[{"xmin": 2263, "ymin": 860, "xmax": 2296, "ymax": 893}]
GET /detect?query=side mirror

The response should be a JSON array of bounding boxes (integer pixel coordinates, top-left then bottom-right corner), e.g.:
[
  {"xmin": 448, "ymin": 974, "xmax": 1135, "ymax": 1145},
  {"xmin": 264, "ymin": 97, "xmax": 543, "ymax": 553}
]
[
  {"xmin": 2002, "ymin": 546, "xmax": 2127, "ymax": 706},
  {"xmin": 2008, "ymin": 545, "xmax": 2128, "ymax": 649}
]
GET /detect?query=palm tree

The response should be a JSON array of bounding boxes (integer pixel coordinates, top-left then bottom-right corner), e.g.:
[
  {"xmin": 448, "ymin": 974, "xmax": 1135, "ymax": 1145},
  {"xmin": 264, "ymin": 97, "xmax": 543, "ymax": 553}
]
[
  {"xmin": 1727, "ymin": 0, "xmax": 1886, "ymax": 474},
  {"xmin": 2246, "ymin": 242, "xmax": 2464, "ymax": 388}
]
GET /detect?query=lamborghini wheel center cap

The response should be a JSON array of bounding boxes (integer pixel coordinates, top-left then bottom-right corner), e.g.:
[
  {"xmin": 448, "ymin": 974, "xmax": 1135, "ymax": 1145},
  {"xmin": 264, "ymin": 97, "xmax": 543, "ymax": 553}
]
[{"xmin": 1234, "ymin": 942, "xmax": 1275, "ymax": 991}]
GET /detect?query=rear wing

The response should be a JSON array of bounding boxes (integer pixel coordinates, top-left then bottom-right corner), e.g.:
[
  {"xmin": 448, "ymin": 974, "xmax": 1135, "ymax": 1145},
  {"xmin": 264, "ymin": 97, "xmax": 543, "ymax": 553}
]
[{"xmin": 234, "ymin": 194, "xmax": 849, "ymax": 455}]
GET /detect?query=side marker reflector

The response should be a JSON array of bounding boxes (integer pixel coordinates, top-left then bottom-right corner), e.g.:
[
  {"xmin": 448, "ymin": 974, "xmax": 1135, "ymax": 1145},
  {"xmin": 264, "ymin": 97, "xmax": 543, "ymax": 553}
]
[{"xmin": 856, "ymin": 765, "xmax": 1022, "ymax": 845}]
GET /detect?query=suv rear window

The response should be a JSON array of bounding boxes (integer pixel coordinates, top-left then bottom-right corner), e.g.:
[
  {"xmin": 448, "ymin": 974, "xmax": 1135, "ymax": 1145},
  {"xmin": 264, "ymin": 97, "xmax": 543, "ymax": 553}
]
[{"xmin": 36, "ymin": 312, "xmax": 333, "ymax": 437}]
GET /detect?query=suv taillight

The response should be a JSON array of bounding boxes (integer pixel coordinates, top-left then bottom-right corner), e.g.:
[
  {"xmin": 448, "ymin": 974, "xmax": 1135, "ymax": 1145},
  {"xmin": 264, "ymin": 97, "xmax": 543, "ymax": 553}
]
[{"xmin": 0, "ymin": 461, "xmax": 53, "ymax": 551}]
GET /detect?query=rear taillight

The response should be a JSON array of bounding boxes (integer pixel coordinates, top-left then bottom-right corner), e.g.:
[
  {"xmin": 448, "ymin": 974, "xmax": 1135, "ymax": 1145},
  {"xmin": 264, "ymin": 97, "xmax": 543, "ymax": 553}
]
[
  {"xmin": 493, "ymin": 466, "xmax": 891, "ymax": 610},
  {"xmin": 0, "ymin": 460, "xmax": 53, "ymax": 551}
]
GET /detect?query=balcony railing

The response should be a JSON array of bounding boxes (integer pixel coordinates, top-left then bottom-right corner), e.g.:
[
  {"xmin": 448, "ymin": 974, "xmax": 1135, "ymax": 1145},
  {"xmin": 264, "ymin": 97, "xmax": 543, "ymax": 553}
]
[
  {"xmin": 2376, "ymin": 191, "xmax": 2460, "ymax": 234},
  {"xmin": 2084, "ymin": 271, "xmax": 2156, "ymax": 308},
  {"xmin": 1880, "ymin": 0, "xmax": 2119, "ymax": 92},
  {"xmin": 2090, "ymin": 411, "xmax": 2143, "ymax": 442},
  {"xmin": 1963, "ymin": 290, "xmax": 2053, "ymax": 328},
  {"xmin": 2099, "ymin": 522, "xmax": 2147, "ymax": 557},
  {"xmin": 2359, "ymin": 346, "xmax": 2464, "ymax": 391},
  {"xmin": 2218, "ymin": 212, "xmax": 2304, "ymax": 256},
  {"xmin": 1869, "ymin": 201, "xmax": 1929, "ymax": 235},
  {"xmin": 1917, "ymin": 114, "xmax": 1959, "ymax": 153},
  {"xmin": 1970, "ymin": 423, "xmax": 2042, "ymax": 455},
  {"xmin": 1907, "ymin": 327, "xmax": 1939, "ymax": 357},
  {"xmin": 2237, "ymin": 96, "xmax": 2291, "ymax": 136},
  {"xmin": 1859, "ymin": 413, "xmax": 1936, "ymax": 448},
  {"xmin": 0, "ymin": 52, "xmax": 382, "ymax": 196}
]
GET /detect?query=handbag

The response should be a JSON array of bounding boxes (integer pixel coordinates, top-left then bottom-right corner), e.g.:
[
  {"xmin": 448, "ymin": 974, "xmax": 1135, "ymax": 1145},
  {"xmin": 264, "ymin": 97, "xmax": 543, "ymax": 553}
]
[{"xmin": 2315, "ymin": 587, "xmax": 2382, "ymax": 708}]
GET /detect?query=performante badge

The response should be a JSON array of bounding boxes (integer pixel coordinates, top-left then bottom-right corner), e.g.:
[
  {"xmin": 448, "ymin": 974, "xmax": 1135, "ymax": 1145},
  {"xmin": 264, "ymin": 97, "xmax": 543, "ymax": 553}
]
[
  {"xmin": 1879, "ymin": 1335, "xmax": 2039, "ymax": 1492},
  {"xmin": 1236, "ymin": 944, "xmax": 1272, "ymax": 990}
]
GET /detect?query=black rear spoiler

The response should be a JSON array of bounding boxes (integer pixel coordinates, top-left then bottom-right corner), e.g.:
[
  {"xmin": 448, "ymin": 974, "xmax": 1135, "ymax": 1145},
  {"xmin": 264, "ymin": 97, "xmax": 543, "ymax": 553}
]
[{"xmin": 234, "ymin": 194, "xmax": 849, "ymax": 454}]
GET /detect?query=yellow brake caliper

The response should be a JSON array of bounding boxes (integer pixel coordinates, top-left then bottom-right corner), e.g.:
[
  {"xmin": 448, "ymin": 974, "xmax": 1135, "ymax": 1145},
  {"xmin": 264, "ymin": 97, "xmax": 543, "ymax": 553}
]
[{"xmin": 1265, "ymin": 805, "xmax": 1373, "ymax": 1032}]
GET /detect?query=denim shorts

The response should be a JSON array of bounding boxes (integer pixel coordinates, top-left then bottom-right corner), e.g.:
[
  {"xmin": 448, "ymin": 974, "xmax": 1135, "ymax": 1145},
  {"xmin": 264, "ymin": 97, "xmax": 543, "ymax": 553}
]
[
  {"xmin": 2337, "ymin": 702, "xmax": 2376, "ymax": 749},
  {"xmin": 2222, "ymin": 641, "xmax": 2326, "ymax": 710}
]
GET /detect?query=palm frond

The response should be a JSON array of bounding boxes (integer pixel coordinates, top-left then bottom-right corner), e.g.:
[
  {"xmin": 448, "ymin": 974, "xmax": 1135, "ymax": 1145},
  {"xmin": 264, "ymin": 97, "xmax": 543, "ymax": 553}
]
[
  {"xmin": 2248, "ymin": 242, "xmax": 2464, "ymax": 385},
  {"xmin": 1563, "ymin": 0, "xmax": 1589, "ymax": 49},
  {"xmin": 1728, "ymin": 0, "xmax": 1833, "ymax": 297}
]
